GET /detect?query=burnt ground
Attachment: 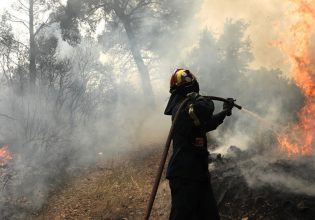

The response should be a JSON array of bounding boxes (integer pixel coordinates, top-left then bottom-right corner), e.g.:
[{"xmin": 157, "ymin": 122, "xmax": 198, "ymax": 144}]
[
  {"xmin": 23, "ymin": 147, "xmax": 315, "ymax": 220},
  {"xmin": 211, "ymin": 156, "xmax": 315, "ymax": 220}
]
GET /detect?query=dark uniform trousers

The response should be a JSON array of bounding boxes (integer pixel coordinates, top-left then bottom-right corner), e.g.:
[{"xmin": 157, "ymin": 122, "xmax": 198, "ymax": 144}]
[{"xmin": 169, "ymin": 177, "xmax": 220, "ymax": 220}]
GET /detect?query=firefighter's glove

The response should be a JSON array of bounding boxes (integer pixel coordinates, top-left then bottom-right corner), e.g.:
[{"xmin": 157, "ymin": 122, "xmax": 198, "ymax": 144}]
[
  {"xmin": 223, "ymin": 98, "xmax": 235, "ymax": 116},
  {"xmin": 186, "ymin": 92, "xmax": 199, "ymax": 100}
]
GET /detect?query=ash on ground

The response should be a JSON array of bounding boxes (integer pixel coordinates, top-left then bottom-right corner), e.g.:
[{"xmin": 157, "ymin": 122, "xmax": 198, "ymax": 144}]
[{"xmin": 210, "ymin": 146, "xmax": 315, "ymax": 220}]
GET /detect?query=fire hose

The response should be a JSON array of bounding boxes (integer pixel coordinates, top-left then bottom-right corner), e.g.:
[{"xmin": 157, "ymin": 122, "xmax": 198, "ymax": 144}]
[{"xmin": 144, "ymin": 96, "xmax": 242, "ymax": 220}]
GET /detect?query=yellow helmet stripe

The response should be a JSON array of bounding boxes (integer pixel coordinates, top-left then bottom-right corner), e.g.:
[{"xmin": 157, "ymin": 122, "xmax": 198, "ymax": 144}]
[{"xmin": 176, "ymin": 69, "xmax": 186, "ymax": 85}]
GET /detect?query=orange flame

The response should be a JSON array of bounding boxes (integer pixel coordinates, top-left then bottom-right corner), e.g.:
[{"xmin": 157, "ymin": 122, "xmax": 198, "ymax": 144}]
[
  {"xmin": 276, "ymin": 0, "xmax": 315, "ymax": 156},
  {"xmin": 0, "ymin": 144, "xmax": 13, "ymax": 167}
]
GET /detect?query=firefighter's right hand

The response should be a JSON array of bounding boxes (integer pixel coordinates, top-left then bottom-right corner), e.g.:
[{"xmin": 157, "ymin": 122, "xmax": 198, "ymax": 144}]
[{"xmin": 223, "ymin": 98, "xmax": 235, "ymax": 116}]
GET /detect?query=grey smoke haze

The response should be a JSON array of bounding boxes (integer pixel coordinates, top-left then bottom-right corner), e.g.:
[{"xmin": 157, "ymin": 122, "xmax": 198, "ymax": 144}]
[
  {"xmin": 240, "ymin": 154, "xmax": 315, "ymax": 196},
  {"xmin": 198, "ymin": 0, "xmax": 291, "ymax": 72},
  {"xmin": 0, "ymin": 0, "xmax": 314, "ymax": 218}
]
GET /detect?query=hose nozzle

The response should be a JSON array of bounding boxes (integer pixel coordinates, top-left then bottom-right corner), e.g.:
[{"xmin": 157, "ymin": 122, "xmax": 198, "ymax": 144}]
[{"xmin": 204, "ymin": 96, "xmax": 242, "ymax": 110}]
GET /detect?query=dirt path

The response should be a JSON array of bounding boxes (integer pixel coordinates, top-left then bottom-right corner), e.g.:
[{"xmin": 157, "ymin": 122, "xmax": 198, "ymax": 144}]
[{"xmin": 34, "ymin": 148, "xmax": 170, "ymax": 220}]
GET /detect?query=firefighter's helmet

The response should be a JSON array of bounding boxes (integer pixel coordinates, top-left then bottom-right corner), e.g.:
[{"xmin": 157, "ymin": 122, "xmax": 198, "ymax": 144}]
[{"xmin": 170, "ymin": 69, "xmax": 199, "ymax": 94}]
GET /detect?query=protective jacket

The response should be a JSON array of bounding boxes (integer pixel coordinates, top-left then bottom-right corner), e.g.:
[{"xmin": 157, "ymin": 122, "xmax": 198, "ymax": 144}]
[{"xmin": 164, "ymin": 93, "xmax": 226, "ymax": 181}]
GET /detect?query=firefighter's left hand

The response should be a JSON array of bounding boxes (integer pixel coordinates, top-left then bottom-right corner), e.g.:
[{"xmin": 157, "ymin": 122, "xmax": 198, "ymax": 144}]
[
  {"xmin": 186, "ymin": 92, "xmax": 199, "ymax": 100},
  {"xmin": 223, "ymin": 98, "xmax": 235, "ymax": 116}
]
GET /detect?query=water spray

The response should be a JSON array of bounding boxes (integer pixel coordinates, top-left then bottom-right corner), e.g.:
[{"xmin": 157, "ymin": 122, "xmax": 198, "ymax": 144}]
[{"xmin": 242, "ymin": 107, "xmax": 282, "ymax": 135}]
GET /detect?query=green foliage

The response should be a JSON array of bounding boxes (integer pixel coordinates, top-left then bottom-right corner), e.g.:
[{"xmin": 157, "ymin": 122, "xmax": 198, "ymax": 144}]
[
  {"xmin": 0, "ymin": 14, "xmax": 28, "ymax": 88},
  {"xmin": 52, "ymin": 0, "xmax": 83, "ymax": 45}
]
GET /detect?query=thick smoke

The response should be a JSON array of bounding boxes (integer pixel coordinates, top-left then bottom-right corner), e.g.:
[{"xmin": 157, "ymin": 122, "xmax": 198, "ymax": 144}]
[
  {"xmin": 0, "ymin": 19, "xmax": 168, "ymax": 218},
  {"xmin": 0, "ymin": 0, "xmax": 314, "ymax": 218},
  {"xmin": 179, "ymin": 17, "xmax": 313, "ymax": 196}
]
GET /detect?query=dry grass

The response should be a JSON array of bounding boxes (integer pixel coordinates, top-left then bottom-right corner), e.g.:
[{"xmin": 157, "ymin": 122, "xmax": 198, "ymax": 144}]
[{"xmin": 34, "ymin": 147, "xmax": 171, "ymax": 220}]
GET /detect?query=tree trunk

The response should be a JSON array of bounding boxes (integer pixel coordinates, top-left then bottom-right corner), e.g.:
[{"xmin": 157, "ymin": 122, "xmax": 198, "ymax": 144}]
[
  {"xmin": 29, "ymin": 0, "xmax": 36, "ymax": 85},
  {"xmin": 113, "ymin": 6, "xmax": 155, "ymax": 107}
]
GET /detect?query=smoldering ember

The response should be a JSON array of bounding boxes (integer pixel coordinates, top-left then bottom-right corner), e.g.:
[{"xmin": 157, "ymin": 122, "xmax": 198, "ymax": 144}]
[{"xmin": 0, "ymin": 0, "xmax": 315, "ymax": 220}]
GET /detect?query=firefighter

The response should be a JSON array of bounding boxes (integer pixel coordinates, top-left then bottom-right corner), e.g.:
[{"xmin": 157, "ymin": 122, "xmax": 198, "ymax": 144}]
[{"xmin": 164, "ymin": 69, "xmax": 234, "ymax": 220}]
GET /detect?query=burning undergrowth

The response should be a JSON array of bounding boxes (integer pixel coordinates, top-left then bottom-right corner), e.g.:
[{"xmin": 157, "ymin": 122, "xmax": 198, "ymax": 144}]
[
  {"xmin": 0, "ymin": 89, "xmax": 79, "ymax": 218},
  {"xmin": 275, "ymin": 0, "xmax": 315, "ymax": 156},
  {"xmin": 240, "ymin": 0, "xmax": 315, "ymax": 198},
  {"xmin": 0, "ymin": 145, "xmax": 12, "ymax": 168},
  {"xmin": 208, "ymin": 0, "xmax": 315, "ymax": 201}
]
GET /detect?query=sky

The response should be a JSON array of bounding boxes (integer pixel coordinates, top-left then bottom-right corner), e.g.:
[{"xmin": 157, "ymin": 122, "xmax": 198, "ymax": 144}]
[{"xmin": 0, "ymin": 0, "xmax": 10, "ymax": 12}]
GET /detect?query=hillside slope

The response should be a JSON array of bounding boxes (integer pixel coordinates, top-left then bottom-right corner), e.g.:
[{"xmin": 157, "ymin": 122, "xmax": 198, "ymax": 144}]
[
  {"xmin": 34, "ymin": 147, "xmax": 315, "ymax": 220},
  {"xmin": 35, "ymin": 148, "xmax": 170, "ymax": 220}
]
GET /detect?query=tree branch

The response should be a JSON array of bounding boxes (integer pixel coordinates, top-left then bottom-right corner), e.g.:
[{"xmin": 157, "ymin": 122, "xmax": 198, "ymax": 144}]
[
  {"xmin": 7, "ymin": 19, "xmax": 29, "ymax": 30},
  {"xmin": 55, "ymin": 0, "xmax": 66, "ymax": 9},
  {"xmin": 127, "ymin": 0, "xmax": 149, "ymax": 16},
  {"xmin": 0, "ymin": 113, "xmax": 16, "ymax": 121},
  {"xmin": 0, "ymin": 35, "xmax": 29, "ymax": 49},
  {"xmin": 17, "ymin": 0, "xmax": 29, "ymax": 11},
  {"xmin": 8, "ymin": 13, "xmax": 29, "ymax": 23},
  {"xmin": 122, "ymin": 0, "xmax": 131, "ymax": 11},
  {"xmin": 34, "ymin": 17, "xmax": 50, "ymax": 36}
]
